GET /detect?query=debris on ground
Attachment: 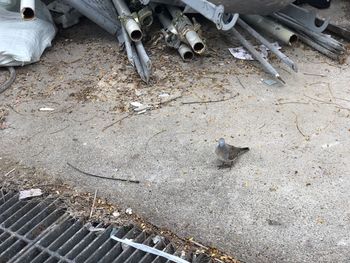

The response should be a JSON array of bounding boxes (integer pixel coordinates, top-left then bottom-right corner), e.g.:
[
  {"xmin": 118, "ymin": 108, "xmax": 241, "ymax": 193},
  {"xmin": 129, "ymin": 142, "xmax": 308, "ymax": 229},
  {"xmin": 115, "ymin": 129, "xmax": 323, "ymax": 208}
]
[
  {"xmin": 0, "ymin": 0, "xmax": 348, "ymax": 88},
  {"xmin": 126, "ymin": 207, "xmax": 133, "ymax": 215},
  {"xmin": 0, "ymin": 107, "xmax": 9, "ymax": 129},
  {"xmin": 0, "ymin": 158, "xmax": 240, "ymax": 263},
  {"xmin": 19, "ymin": 188, "xmax": 43, "ymax": 200}
]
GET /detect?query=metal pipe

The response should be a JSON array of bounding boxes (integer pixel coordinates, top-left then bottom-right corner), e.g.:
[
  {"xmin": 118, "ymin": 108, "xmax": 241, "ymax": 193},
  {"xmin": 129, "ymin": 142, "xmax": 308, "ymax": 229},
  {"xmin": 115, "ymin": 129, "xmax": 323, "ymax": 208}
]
[
  {"xmin": 154, "ymin": 6, "xmax": 193, "ymax": 61},
  {"xmin": 62, "ymin": 0, "xmax": 120, "ymax": 36},
  {"xmin": 138, "ymin": 6, "xmax": 153, "ymax": 28},
  {"xmin": 167, "ymin": 5, "xmax": 206, "ymax": 54},
  {"xmin": 185, "ymin": 30, "xmax": 205, "ymax": 54},
  {"xmin": 20, "ymin": 0, "xmax": 35, "ymax": 20},
  {"xmin": 231, "ymin": 27, "xmax": 284, "ymax": 83},
  {"xmin": 272, "ymin": 13, "xmax": 345, "ymax": 53},
  {"xmin": 178, "ymin": 43, "xmax": 194, "ymax": 61},
  {"xmin": 112, "ymin": 0, "xmax": 143, "ymax": 42},
  {"xmin": 297, "ymin": 33, "xmax": 340, "ymax": 61},
  {"xmin": 241, "ymin": 15, "xmax": 297, "ymax": 46},
  {"xmin": 237, "ymin": 18, "xmax": 297, "ymax": 72}
]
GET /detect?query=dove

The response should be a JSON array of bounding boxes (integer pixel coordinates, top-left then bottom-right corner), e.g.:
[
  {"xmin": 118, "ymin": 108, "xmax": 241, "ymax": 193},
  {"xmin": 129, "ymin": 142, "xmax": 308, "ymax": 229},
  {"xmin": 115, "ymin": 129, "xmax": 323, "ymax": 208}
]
[{"xmin": 215, "ymin": 138, "xmax": 249, "ymax": 168}]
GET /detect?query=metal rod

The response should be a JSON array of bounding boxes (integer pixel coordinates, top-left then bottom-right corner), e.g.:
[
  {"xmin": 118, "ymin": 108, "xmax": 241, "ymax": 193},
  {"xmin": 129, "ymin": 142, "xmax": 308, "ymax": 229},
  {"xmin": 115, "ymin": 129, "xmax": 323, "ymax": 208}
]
[
  {"xmin": 231, "ymin": 27, "xmax": 285, "ymax": 83},
  {"xmin": 62, "ymin": 0, "xmax": 120, "ymax": 36},
  {"xmin": 297, "ymin": 33, "xmax": 340, "ymax": 61},
  {"xmin": 272, "ymin": 13, "xmax": 345, "ymax": 53},
  {"xmin": 112, "ymin": 0, "xmax": 143, "ymax": 42},
  {"xmin": 237, "ymin": 18, "xmax": 297, "ymax": 72},
  {"xmin": 241, "ymin": 14, "xmax": 298, "ymax": 46}
]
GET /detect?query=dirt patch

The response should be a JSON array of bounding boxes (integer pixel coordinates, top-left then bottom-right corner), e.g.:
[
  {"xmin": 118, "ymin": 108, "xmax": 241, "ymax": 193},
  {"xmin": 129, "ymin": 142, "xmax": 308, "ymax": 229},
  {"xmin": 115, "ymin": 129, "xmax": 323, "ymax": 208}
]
[
  {"xmin": 0, "ymin": 157, "xmax": 239, "ymax": 263},
  {"xmin": 0, "ymin": 107, "xmax": 9, "ymax": 130}
]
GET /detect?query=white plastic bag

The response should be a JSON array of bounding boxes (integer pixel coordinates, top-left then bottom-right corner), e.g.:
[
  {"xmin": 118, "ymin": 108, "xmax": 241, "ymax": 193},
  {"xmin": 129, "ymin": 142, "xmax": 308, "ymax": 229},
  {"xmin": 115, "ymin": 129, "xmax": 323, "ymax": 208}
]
[{"xmin": 0, "ymin": 0, "xmax": 56, "ymax": 66}]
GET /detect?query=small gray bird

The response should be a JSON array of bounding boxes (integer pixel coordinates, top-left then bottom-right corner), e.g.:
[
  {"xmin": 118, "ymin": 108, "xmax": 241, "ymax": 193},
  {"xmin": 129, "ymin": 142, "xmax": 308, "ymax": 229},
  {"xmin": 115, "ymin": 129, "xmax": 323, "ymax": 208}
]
[{"xmin": 215, "ymin": 138, "xmax": 249, "ymax": 168}]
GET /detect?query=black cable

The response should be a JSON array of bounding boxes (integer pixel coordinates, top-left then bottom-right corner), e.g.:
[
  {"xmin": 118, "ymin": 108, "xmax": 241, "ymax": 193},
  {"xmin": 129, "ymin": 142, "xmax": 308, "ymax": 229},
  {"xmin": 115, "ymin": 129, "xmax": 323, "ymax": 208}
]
[
  {"xmin": 0, "ymin": 67, "xmax": 16, "ymax": 94},
  {"xmin": 67, "ymin": 162, "xmax": 140, "ymax": 184}
]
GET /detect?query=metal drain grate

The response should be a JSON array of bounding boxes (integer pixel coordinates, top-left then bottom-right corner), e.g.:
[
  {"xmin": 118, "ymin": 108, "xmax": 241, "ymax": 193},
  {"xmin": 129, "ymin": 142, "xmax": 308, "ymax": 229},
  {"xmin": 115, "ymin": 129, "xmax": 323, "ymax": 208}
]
[{"xmin": 0, "ymin": 191, "xmax": 205, "ymax": 263}]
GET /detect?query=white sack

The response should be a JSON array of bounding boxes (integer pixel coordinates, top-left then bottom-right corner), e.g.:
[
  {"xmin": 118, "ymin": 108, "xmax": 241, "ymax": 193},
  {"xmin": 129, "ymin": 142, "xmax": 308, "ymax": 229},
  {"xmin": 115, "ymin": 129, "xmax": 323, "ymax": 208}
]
[{"xmin": 0, "ymin": 0, "xmax": 56, "ymax": 66}]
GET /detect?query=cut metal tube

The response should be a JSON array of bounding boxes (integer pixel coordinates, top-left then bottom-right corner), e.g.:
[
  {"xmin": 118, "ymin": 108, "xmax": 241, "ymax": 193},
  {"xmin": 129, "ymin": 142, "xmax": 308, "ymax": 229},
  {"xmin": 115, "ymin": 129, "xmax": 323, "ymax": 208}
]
[
  {"xmin": 20, "ymin": 0, "xmax": 35, "ymax": 20},
  {"xmin": 178, "ymin": 43, "xmax": 194, "ymax": 61},
  {"xmin": 167, "ymin": 5, "xmax": 206, "ymax": 54},
  {"xmin": 237, "ymin": 18, "xmax": 297, "ymax": 72},
  {"xmin": 185, "ymin": 30, "xmax": 205, "ymax": 54},
  {"xmin": 231, "ymin": 27, "xmax": 285, "ymax": 83},
  {"xmin": 241, "ymin": 15, "xmax": 297, "ymax": 46},
  {"xmin": 112, "ymin": 0, "xmax": 143, "ymax": 42},
  {"xmin": 272, "ymin": 13, "xmax": 345, "ymax": 53},
  {"xmin": 154, "ymin": 6, "xmax": 193, "ymax": 61}
]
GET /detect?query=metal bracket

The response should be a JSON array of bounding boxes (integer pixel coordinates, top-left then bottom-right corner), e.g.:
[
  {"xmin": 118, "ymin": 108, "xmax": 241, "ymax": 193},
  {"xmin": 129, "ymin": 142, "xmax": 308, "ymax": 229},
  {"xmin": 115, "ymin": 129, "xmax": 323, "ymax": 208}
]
[
  {"xmin": 277, "ymin": 4, "xmax": 329, "ymax": 33},
  {"xmin": 180, "ymin": 0, "xmax": 238, "ymax": 31}
]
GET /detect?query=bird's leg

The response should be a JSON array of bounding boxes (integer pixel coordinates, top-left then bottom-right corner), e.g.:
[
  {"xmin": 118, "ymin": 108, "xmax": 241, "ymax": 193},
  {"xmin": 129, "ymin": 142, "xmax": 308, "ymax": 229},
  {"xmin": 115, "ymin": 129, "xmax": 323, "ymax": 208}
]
[
  {"xmin": 218, "ymin": 162, "xmax": 232, "ymax": 169},
  {"xmin": 229, "ymin": 161, "xmax": 235, "ymax": 170}
]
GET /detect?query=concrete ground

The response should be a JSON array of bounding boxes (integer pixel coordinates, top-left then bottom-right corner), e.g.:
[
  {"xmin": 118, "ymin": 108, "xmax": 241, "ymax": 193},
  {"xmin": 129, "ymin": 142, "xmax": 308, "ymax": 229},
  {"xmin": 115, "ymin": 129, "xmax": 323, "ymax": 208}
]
[{"xmin": 1, "ymin": 2, "xmax": 350, "ymax": 263}]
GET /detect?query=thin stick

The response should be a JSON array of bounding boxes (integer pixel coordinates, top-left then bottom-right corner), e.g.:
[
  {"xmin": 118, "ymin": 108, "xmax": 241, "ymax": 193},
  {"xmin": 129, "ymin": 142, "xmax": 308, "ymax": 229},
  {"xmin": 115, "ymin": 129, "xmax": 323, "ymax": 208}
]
[
  {"xmin": 4, "ymin": 168, "xmax": 15, "ymax": 177},
  {"xmin": 334, "ymin": 97, "xmax": 350, "ymax": 103},
  {"xmin": 102, "ymin": 114, "xmax": 132, "ymax": 132},
  {"xmin": 236, "ymin": 77, "xmax": 246, "ymax": 89},
  {"xmin": 158, "ymin": 95, "xmax": 183, "ymax": 106},
  {"xmin": 188, "ymin": 239, "xmax": 209, "ymax": 250},
  {"xmin": 50, "ymin": 125, "xmax": 70, "ymax": 135},
  {"xmin": 89, "ymin": 189, "xmax": 97, "ymax": 219},
  {"xmin": 294, "ymin": 114, "xmax": 308, "ymax": 139},
  {"xmin": 182, "ymin": 93, "xmax": 239, "ymax": 105},
  {"xmin": 277, "ymin": 101, "xmax": 309, "ymax": 105},
  {"xmin": 304, "ymin": 95, "xmax": 334, "ymax": 105},
  {"xmin": 6, "ymin": 104, "xmax": 25, "ymax": 116},
  {"xmin": 67, "ymin": 162, "xmax": 140, "ymax": 184},
  {"xmin": 303, "ymin": 72, "xmax": 326, "ymax": 77}
]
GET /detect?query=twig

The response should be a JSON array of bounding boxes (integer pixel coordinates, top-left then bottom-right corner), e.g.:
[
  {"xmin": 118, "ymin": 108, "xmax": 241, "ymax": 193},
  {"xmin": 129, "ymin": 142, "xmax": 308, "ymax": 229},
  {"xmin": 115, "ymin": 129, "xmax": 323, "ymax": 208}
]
[
  {"xmin": 293, "ymin": 113, "xmax": 308, "ymax": 139},
  {"xmin": 145, "ymin": 130, "xmax": 166, "ymax": 153},
  {"xmin": 277, "ymin": 101, "xmax": 309, "ymax": 105},
  {"xmin": 89, "ymin": 189, "xmax": 97, "ymax": 219},
  {"xmin": 304, "ymin": 95, "xmax": 334, "ymax": 105},
  {"xmin": 49, "ymin": 125, "xmax": 70, "ymax": 135},
  {"xmin": 182, "ymin": 93, "xmax": 239, "ymax": 105},
  {"xmin": 303, "ymin": 72, "xmax": 326, "ymax": 77},
  {"xmin": 236, "ymin": 77, "xmax": 246, "ymax": 89},
  {"xmin": 67, "ymin": 162, "xmax": 140, "ymax": 184},
  {"xmin": 188, "ymin": 239, "xmax": 209, "ymax": 250},
  {"xmin": 102, "ymin": 114, "xmax": 133, "ymax": 132},
  {"xmin": 334, "ymin": 97, "xmax": 350, "ymax": 103},
  {"xmin": 6, "ymin": 104, "xmax": 25, "ymax": 116},
  {"xmin": 258, "ymin": 123, "xmax": 266, "ymax": 129},
  {"xmin": 327, "ymin": 83, "xmax": 335, "ymax": 101},
  {"xmin": 158, "ymin": 95, "xmax": 183, "ymax": 106},
  {"xmin": 4, "ymin": 168, "xmax": 15, "ymax": 177}
]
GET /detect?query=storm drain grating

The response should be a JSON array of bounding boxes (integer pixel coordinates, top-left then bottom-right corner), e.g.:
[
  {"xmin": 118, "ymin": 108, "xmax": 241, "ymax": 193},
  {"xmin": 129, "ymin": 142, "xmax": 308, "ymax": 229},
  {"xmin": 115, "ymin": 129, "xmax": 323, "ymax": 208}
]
[{"xmin": 0, "ymin": 191, "xmax": 206, "ymax": 263}]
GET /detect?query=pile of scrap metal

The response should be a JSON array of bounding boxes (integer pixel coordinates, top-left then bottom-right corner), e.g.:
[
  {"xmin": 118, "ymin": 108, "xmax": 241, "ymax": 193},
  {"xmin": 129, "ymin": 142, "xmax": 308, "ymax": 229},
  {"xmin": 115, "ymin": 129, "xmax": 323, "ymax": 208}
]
[{"xmin": 5, "ymin": 0, "xmax": 350, "ymax": 85}]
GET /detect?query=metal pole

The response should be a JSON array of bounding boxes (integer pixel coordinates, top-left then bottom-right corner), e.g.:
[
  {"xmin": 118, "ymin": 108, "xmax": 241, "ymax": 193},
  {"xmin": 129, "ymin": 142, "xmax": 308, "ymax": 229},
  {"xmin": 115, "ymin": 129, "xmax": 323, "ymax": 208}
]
[
  {"xmin": 231, "ymin": 27, "xmax": 285, "ymax": 83},
  {"xmin": 237, "ymin": 18, "xmax": 298, "ymax": 72},
  {"xmin": 112, "ymin": 0, "xmax": 143, "ymax": 42}
]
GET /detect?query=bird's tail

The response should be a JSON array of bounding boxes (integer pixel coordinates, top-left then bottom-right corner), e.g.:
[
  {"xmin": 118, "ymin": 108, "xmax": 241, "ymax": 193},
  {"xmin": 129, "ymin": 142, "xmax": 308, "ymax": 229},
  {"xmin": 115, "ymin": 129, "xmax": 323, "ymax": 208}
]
[{"xmin": 240, "ymin": 147, "xmax": 250, "ymax": 153}]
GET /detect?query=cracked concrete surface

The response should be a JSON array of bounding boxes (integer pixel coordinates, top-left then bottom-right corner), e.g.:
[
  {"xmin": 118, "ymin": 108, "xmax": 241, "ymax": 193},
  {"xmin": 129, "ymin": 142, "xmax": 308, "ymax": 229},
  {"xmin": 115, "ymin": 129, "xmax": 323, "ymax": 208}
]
[{"xmin": 1, "ymin": 2, "xmax": 350, "ymax": 262}]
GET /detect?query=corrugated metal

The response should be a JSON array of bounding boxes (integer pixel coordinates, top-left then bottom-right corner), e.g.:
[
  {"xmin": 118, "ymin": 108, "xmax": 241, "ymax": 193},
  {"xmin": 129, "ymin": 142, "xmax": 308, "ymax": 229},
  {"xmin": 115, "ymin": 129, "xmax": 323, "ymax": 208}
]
[{"xmin": 0, "ymin": 191, "xmax": 206, "ymax": 263}]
